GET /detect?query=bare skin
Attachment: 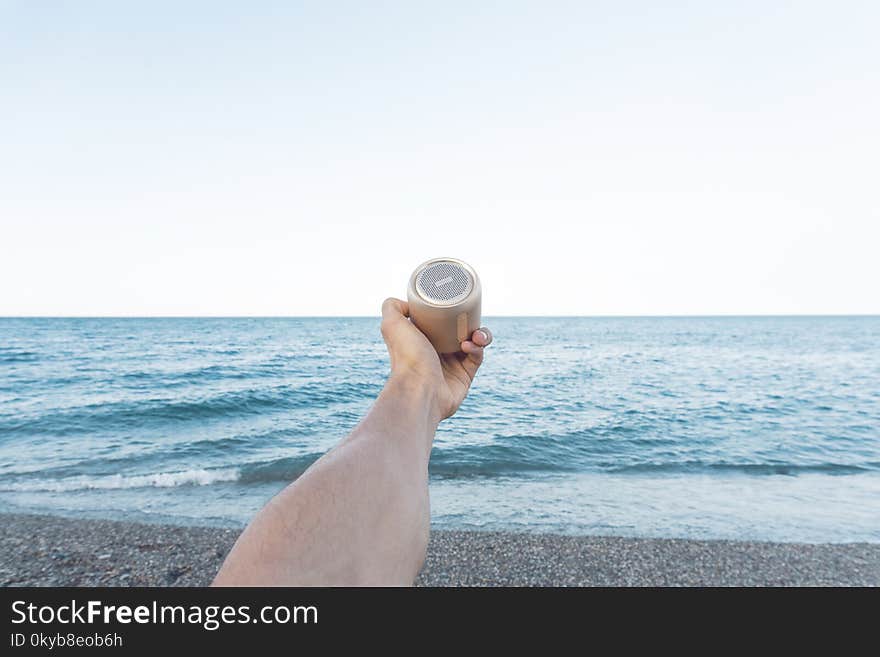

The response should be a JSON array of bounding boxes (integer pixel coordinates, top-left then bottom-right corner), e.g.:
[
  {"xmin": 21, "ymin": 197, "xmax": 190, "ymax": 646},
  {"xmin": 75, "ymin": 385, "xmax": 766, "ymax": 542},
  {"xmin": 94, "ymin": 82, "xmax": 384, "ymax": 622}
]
[{"xmin": 212, "ymin": 298, "xmax": 493, "ymax": 586}]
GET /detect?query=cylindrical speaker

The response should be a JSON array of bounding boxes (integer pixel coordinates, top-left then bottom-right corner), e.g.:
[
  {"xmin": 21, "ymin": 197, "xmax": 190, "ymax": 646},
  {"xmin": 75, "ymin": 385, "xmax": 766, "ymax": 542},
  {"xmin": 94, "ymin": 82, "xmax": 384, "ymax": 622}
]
[{"xmin": 407, "ymin": 257, "xmax": 482, "ymax": 354}]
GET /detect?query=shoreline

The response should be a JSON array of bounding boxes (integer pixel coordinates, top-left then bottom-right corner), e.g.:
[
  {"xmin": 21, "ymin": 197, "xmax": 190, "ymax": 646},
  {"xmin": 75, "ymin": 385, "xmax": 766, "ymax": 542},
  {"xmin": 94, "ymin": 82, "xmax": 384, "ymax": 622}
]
[{"xmin": 2, "ymin": 512, "xmax": 878, "ymax": 586}]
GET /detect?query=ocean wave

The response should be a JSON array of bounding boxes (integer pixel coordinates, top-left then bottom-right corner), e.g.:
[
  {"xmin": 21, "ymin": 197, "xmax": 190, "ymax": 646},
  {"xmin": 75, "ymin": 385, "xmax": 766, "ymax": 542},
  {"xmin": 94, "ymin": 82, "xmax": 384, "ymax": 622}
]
[
  {"xmin": 428, "ymin": 435, "xmax": 880, "ymax": 477},
  {"xmin": 239, "ymin": 454, "xmax": 323, "ymax": 483},
  {"xmin": 0, "ymin": 468, "xmax": 240, "ymax": 492},
  {"xmin": 0, "ymin": 456, "xmax": 325, "ymax": 492},
  {"xmin": 0, "ymin": 350, "xmax": 39, "ymax": 363},
  {"xmin": 229, "ymin": 438, "xmax": 603, "ymax": 483},
  {"xmin": 2, "ymin": 453, "xmax": 876, "ymax": 495},
  {"xmin": 425, "ymin": 426, "xmax": 670, "ymax": 476},
  {"xmin": 115, "ymin": 361, "xmax": 284, "ymax": 386},
  {"xmin": 0, "ymin": 380, "xmax": 382, "ymax": 435},
  {"xmin": 607, "ymin": 461, "xmax": 877, "ymax": 476}
]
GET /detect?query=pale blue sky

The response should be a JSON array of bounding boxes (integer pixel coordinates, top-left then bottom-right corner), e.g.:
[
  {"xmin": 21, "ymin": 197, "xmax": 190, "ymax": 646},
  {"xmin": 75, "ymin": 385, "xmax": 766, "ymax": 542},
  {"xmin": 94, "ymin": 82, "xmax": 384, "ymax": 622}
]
[{"xmin": 2, "ymin": 1, "xmax": 878, "ymax": 315}]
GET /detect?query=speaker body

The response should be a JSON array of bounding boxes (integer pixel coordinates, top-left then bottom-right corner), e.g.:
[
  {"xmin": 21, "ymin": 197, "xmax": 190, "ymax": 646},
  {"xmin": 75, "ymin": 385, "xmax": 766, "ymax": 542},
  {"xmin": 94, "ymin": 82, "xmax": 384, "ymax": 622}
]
[{"xmin": 407, "ymin": 257, "xmax": 482, "ymax": 354}]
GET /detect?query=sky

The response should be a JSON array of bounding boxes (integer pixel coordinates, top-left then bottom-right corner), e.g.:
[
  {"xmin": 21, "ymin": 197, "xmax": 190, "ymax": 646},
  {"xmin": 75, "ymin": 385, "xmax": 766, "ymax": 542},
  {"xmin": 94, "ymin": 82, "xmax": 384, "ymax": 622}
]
[{"xmin": 1, "ymin": 1, "xmax": 878, "ymax": 316}]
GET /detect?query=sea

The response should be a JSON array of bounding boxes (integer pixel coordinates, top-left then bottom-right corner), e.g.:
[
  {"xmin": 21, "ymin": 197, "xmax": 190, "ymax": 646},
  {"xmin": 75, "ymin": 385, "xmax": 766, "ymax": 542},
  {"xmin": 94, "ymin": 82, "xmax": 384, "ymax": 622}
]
[{"xmin": 0, "ymin": 316, "xmax": 877, "ymax": 543}]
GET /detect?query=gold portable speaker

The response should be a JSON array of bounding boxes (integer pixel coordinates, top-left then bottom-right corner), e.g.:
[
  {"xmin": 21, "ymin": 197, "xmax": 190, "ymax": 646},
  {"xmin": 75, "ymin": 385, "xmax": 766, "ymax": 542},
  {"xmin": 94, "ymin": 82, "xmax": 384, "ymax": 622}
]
[{"xmin": 407, "ymin": 257, "xmax": 482, "ymax": 354}]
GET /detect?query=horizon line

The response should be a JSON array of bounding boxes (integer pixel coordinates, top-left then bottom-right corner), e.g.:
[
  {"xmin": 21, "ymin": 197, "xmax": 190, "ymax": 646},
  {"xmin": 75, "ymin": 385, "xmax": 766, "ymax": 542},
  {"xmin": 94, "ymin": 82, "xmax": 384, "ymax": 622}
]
[{"xmin": 1, "ymin": 314, "xmax": 878, "ymax": 320}]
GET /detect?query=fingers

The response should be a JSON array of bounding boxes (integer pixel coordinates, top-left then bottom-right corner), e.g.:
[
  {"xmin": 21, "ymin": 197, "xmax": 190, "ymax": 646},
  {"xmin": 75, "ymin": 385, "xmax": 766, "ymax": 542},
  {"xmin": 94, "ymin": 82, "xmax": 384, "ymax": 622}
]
[
  {"xmin": 461, "ymin": 327, "xmax": 492, "ymax": 359},
  {"xmin": 458, "ymin": 342, "xmax": 483, "ymax": 380},
  {"xmin": 461, "ymin": 340, "xmax": 483, "ymax": 358},
  {"xmin": 381, "ymin": 297, "xmax": 410, "ymax": 320},
  {"xmin": 458, "ymin": 326, "xmax": 492, "ymax": 379},
  {"xmin": 471, "ymin": 327, "xmax": 493, "ymax": 347}
]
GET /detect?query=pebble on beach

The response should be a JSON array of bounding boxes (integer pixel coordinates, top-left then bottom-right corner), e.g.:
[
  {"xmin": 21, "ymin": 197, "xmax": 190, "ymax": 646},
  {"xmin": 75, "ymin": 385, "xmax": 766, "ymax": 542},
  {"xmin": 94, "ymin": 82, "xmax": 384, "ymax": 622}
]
[{"xmin": 1, "ymin": 513, "xmax": 877, "ymax": 587}]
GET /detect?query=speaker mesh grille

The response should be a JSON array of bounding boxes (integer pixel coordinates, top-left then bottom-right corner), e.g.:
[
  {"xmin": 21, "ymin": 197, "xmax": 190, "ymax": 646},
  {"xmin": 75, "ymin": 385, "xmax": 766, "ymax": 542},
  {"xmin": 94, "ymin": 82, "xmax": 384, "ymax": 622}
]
[{"xmin": 416, "ymin": 261, "xmax": 472, "ymax": 305}]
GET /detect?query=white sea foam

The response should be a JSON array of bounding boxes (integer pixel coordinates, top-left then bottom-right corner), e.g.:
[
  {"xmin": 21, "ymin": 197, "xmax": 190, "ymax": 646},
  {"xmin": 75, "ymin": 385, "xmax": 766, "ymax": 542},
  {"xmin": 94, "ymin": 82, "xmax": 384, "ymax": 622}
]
[{"xmin": 0, "ymin": 468, "xmax": 240, "ymax": 492}]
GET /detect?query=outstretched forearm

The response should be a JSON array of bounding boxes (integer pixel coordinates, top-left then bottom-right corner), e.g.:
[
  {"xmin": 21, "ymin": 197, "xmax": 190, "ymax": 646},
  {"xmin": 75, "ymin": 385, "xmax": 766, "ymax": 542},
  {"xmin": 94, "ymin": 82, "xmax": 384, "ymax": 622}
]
[
  {"xmin": 213, "ymin": 372, "xmax": 441, "ymax": 586},
  {"xmin": 213, "ymin": 297, "xmax": 492, "ymax": 586}
]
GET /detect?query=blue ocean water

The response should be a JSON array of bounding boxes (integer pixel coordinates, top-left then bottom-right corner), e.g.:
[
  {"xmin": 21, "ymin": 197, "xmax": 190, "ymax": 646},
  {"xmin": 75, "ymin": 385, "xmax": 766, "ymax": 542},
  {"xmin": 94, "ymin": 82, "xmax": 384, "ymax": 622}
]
[{"xmin": 0, "ymin": 317, "xmax": 878, "ymax": 543}]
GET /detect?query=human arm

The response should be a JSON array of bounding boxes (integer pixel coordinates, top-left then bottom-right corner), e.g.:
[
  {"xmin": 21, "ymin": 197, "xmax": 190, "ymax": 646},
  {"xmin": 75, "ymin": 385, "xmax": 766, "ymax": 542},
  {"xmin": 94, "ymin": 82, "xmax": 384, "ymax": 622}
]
[{"xmin": 212, "ymin": 298, "xmax": 492, "ymax": 586}]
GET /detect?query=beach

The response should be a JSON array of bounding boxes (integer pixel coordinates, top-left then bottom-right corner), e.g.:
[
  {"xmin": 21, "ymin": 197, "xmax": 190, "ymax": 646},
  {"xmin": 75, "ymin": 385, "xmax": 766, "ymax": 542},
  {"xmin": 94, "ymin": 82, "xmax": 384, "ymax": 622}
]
[{"xmin": 2, "ymin": 513, "xmax": 877, "ymax": 587}]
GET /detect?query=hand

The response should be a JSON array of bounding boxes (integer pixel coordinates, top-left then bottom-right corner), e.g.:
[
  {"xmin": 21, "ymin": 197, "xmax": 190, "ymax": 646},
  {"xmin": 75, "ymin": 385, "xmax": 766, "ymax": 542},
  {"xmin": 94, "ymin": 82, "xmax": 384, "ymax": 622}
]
[{"xmin": 380, "ymin": 297, "xmax": 493, "ymax": 421}]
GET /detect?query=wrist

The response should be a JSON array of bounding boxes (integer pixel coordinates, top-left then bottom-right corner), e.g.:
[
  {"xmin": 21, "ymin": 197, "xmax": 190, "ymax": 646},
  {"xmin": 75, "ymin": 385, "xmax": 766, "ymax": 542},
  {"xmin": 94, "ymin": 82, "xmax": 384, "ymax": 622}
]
[{"xmin": 385, "ymin": 370, "xmax": 444, "ymax": 427}]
